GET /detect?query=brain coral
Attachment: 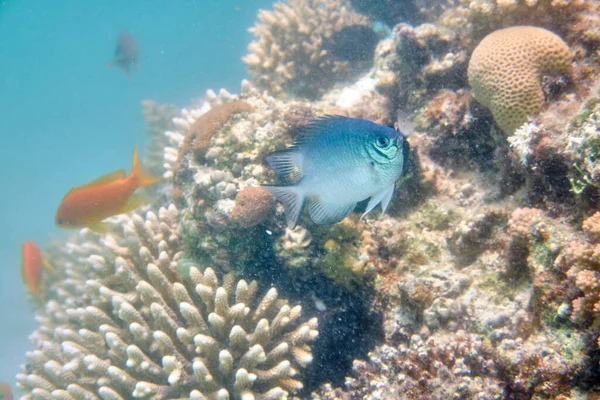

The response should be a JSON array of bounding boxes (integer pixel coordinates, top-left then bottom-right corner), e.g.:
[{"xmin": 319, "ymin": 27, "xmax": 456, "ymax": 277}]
[
  {"xmin": 467, "ymin": 26, "xmax": 571, "ymax": 134},
  {"xmin": 18, "ymin": 205, "xmax": 318, "ymax": 400}
]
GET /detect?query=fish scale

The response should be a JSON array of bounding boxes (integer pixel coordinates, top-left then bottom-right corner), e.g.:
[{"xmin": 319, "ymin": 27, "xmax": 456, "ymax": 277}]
[{"xmin": 263, "ymin": 115, "xmax": 407, "ymax": 228}]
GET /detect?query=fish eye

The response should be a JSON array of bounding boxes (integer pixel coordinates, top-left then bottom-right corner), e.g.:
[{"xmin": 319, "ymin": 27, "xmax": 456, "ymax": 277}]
[
  {"xmin": 376, "ymin": 137, "xmax": 390, "ymax": 148},
  {"xmin": 56, "ymin": 219, "xmax": 63, "ymax": 225}
]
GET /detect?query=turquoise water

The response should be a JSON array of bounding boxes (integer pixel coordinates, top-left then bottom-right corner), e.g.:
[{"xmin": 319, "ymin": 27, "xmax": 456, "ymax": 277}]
[{"xmin": 0, "ymin": 0, "xmax": 271, "ymax": 390}]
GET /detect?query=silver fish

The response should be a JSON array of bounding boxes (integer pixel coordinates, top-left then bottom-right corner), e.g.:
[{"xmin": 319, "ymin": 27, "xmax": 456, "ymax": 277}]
[{"xmin": 263, "ymin": 115, "xmax": 407, "ymax": 228}]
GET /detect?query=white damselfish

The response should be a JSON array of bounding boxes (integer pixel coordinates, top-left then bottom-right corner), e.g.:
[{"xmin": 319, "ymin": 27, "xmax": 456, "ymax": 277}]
[{"xmin": 263, "ymin": 115, "xmax": 408, "ymax": 228}]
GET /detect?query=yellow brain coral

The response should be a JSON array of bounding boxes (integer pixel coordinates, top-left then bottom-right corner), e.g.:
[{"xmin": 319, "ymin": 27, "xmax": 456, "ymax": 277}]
[{"xmin": 467, "ymin": 26, "xmax": 571, "ymax": 134}]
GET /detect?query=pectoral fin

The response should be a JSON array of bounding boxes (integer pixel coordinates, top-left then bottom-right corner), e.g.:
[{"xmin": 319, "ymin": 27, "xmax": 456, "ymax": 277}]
[{"xmin": 307, "ymin": 197, "xmax": 354, "ymax": 225}]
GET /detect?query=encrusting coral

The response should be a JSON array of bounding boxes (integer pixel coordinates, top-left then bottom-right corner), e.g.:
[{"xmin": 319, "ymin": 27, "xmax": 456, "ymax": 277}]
[
  {"xmin": 243, "ymin": 0, "xmax": 371, "ymax": 99},
  {"xmin": 17, "ymin": 205, "xmax": 318, "ymax": 399},
  {"xmin": 468, "ymin": 26, "xmax": 572, "ymax": 135},
  {"xmin": 317, "ymin": 332, "xmax": 503, "ymax": 399},
  {"xmin": 175, "ymin": 100, "xmax": 254, "ymax": 170},
  {"xmin": 557, "ymin": 212, "xmax": 600, "ymax": 325}
]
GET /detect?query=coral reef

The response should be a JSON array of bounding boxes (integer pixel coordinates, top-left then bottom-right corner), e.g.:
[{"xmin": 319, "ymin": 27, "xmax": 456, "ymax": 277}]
[
  {"xmin": 557, "ymin": 212, "xmax": 600, "ymax": 325},
  {"xmin": 369, "ymin": 0, "xmax": 600, "ymax": 173},
  {"xmin": 349, "ymin": 0, "xmax": 419, "ymax": 27},
  {"xmin": 142, "ymin": 100, "xmax": 178, "ymax": 176},
  {"xmin": 468, "ymin": 26, "xmax": 572, "ymax": 135},
  {"xmin": 500, "ymin": 83, "xmax": 600, "ymax": 211},
  {"xmin": 243, "ymin": 0, "xmax": 371, "ymax": 99},
  {"xmin": 175, "ymin": 100, "xmax": 254, "ymax": 169},
  {"xmin": 18, "ymin": 0, "xmax": 600, "ymax": 397},
  {"xmin": 316, "ymin": 333, "xmax": 504, "ymax": 399},
  {"xmin": 309, "ymin": 171, "xmax": 594, "ymax": 397},
  {"xmin": 18, "ymin": 205, "xmax": 318, "ymax": 399},
  {"xmin": 164, "ymin": 82, "xmax": 388, "ymax": 289},
  {"xmin": 389, "ymin": 22, "xmax": 469, "ymax": 110}
]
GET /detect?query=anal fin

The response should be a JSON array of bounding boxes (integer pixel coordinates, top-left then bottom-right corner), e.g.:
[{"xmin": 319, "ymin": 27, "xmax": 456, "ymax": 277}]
[
  {"xmin": 42, "ymin": 259, "xmax": 54, "ymax": 272},
  {"xmin": 307, "ymin": 197, "xmax": 354, "ymax": 225},
  {"xmin": 119, "ymin": 193, "xmax": 150, "ymax": 214},
  {"xmin": 262, "ymin": 185, "xmax": 305, "ymax": 228},
  {"xmin": 87, "ymin": 221, "xmax": 112, "ymax": 234}
]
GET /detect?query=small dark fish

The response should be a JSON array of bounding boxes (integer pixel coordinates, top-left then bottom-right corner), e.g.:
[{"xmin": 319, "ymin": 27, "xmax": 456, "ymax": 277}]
[
  {"xmin": 326, "ymin": 25, "xmax": 380, "ymax": 62},
  {"xmin": 263, "ymin": 115, "xmax": 407, "ymax": 228},
  {"xmin": 108, "ymin": 30, "xmax": 139, "ymax": 74}
]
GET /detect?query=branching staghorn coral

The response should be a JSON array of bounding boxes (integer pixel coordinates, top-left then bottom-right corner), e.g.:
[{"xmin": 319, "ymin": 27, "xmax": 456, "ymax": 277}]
[
  {"xmin": 243, "ymin": 0, "xmax": 370, "ymax": 99},
  {"xmin": 18, "ymin": 204, "xmax": 318, "ymax": 400},
  {"xmin": 142, "ymin": 100, "xmax": 178, "ymax": 176}
]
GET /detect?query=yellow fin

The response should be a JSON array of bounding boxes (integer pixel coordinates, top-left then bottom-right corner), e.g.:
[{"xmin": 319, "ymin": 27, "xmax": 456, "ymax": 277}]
[
  {"xmin": 68, "ymin": 170, "xmax": 127, "ymax": 195},
  {"xmin": 131, "ymin": 145, "xmax": 161, "ymax": 187},
  {"xmin": 34, "ymin": 290, "xmax": 44, "ymax": 304},
  {"xmin": 119, "ymin": 193, "xmax": 150, "ymax": 214},
  {"xmin": 42, "ymin": 259, "xmax": 54, "ymax": 272},
  {"xmin": 87, "ymin": 221, "xmax": 112, "ymax": 234}
]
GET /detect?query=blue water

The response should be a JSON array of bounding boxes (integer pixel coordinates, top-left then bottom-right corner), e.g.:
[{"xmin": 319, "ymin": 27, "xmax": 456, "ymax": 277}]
[{"xmin": 0, "ymin": 0, "xmax": 272, "ymax": 390}]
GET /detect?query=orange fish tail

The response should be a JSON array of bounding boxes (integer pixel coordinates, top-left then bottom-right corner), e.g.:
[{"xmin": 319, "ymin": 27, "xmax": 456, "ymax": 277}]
[
  {"xmin": 0, "ymin": 382, "xmax": 13, "ymax": 400},
  {"xmin": 131, "ymin": 145, "xmax": 161, "ymax": 187}
]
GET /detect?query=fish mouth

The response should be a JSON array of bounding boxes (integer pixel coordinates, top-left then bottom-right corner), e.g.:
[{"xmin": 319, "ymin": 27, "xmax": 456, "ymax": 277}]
[{"xmin": 55, "ymin": 218, "xmax": 78, "ymax": 229}]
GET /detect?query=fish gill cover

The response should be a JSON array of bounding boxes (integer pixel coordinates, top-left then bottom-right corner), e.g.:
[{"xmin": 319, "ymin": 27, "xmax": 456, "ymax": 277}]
[{"xmin": 17, "ymin": 0, "xmax": 600, "ymax": 399}]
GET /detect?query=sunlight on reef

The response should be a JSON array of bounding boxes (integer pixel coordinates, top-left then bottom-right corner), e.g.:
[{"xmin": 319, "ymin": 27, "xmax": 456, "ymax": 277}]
[{"xmin": 18, "ymin": 0, "xmax": 600, "ymax": 398}]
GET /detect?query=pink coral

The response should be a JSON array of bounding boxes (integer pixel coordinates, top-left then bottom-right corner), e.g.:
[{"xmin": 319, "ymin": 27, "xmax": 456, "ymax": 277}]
[
  {"xmin": 556, "ymin": 213, "xmax": 600, "ymax": 323},
  {"xmin": 315, "ymin": 332, "xmax": 503, "ymax": 399}
]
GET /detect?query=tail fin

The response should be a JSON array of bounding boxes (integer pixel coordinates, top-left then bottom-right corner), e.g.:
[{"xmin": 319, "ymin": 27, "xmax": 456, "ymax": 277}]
[
  {"xmin": 131, "ymin": 145, "xmax": 161, "ymax": 187},
  {"xmin": 262, "ymin": 185, "xmax": 305, "ymax": 229}
]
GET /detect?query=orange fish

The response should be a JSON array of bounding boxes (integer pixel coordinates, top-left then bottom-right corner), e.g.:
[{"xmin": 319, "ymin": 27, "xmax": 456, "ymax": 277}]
[
  {"xmin": 55, "ymin": 146, "xmax": 160, "ymax": 233},
  {"xmin": 21, "ymin": 241, "xmax": 53, "ymax": 302},
  {"xmin": 0, "ymin": 382, "xmax": 12, "ymax": 400}
]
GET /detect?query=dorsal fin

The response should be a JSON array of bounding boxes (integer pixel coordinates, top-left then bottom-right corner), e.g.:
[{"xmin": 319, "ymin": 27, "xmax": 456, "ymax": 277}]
[
  {"xmin": 67, "ymin": 169, "xmax": 127, "ymax": 195},
  {"xmin": 291, "ymin": 115, "xmax": 349, "ymax": 148}
]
